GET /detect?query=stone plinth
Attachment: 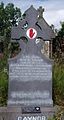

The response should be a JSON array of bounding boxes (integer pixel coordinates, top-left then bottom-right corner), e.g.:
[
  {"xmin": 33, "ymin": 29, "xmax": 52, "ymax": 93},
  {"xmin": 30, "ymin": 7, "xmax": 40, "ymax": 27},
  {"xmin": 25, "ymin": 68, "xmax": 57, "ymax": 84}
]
[{"xmin": 0, "ymin": 107, "xmax": 55, "ymax": 120}]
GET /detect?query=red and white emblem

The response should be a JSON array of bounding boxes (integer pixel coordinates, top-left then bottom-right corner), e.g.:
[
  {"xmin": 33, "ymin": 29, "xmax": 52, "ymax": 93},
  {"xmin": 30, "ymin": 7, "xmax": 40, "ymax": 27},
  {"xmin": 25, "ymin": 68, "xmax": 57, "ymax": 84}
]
[{"xmin": 26, "ymin": 28, "xmax": 37, "ymax": 39}]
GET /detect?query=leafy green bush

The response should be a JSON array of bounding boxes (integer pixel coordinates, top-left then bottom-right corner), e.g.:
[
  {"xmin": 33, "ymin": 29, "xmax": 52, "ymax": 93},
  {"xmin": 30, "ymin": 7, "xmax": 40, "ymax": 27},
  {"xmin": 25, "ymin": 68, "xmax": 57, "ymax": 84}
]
[
  {"xmin": 53, "ymin": 62, "xmax": 64, "ymax": 105},
  {"xmin": 48, "ymin": 118, "xmax": 56, "ymax": 120},
  {"xmin": 0, "ymin": 70, "xmax": 8, "ymax": 106},
  {"xmin": 0, "ymin": 53, "xmax": 8, "ymax": 106}
]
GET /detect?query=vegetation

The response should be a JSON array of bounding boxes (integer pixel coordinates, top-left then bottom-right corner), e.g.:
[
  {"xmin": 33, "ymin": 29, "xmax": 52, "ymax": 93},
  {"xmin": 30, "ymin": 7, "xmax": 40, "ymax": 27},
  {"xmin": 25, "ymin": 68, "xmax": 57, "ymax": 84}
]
[
  {"xmin": 0, "ymin": 2, "xmax": 21, "ymax": 105},
  {"xmin": 0, "ymin": 46, "xmax": 9, "ymax": 106},
  {"xmin": 0, "ymin": 68, "xmax": 8, "ymax": 106},
  {"xmin": 0, "ymin": 2, "xmax": 21, "ymax": 36},
  {"xmin": 53, "ymin": 22, "xmax": 64, "ymax": 58},
  {"xmin": 53, "ymin": 61, "xmax": 64, "ymax": 106}
]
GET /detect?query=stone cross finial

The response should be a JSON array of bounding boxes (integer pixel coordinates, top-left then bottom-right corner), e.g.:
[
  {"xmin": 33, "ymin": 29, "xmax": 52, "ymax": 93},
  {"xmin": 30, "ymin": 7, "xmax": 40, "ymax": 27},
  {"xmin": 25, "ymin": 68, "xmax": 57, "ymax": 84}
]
[{"xmin": 38, "ymin": 6, "xmax": 44, "ymax": 18}]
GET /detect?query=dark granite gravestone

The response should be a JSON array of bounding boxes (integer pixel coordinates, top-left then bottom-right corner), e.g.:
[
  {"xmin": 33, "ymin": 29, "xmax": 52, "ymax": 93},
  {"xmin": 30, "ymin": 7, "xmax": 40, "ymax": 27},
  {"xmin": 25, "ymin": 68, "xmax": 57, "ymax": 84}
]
[
  {"xmin": 7, "ymin": 5, "xmax": 55, "ymax": 120},
  {"xmin": 8, "ymin": 51, "xmax": 53, "ymax": 107}
]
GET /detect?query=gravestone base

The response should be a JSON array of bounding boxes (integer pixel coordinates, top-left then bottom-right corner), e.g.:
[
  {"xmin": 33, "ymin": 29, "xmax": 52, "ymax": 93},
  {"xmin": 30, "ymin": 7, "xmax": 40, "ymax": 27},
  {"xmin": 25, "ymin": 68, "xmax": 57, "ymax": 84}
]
[{"xmin": 0, "ymin": 106, "xmax": 55, "ymax": 120}]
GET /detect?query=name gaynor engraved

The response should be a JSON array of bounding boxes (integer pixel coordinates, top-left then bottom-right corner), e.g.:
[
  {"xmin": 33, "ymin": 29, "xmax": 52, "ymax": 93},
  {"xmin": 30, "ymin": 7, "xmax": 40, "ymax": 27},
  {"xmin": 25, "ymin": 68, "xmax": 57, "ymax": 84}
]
[{"xmin": 18, "ymin": 116, "xmax": 46, "ymax": 120}]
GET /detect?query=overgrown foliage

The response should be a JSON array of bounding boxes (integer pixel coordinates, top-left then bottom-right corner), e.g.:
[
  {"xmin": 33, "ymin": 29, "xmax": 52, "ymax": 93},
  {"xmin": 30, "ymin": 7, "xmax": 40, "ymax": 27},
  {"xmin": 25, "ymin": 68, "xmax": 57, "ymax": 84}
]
[
  {"xmin": 53, "ymin": 22, "xmax": 64, "ymax": 57},
  {"xmin": 0, "ymin": 2, "xmax": 21, "ymax": 37},
  {"xmin": 0, "ymin": 54, "xmax": 8, "ymax": 106},
  {"xmin": 52, "ymin": 22, "xmax": 64, "ymax": 106},
  {"xmin": 0, "ymin": 2, "xmax": 21, "ymax": 106},
  {"xmin": 0, "ymin": 69, "xmax": 8, "ymax": 106},
  {"xmin": 53, "ymin": 61, "xmax": 64, "ymax": 106}
]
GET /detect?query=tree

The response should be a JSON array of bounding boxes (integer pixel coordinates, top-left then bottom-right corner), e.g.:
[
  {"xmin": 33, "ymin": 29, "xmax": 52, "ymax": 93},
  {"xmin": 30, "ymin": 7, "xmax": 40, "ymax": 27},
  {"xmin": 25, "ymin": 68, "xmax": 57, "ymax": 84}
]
[
  {"xmin": 5, "ymin": 3, "xmax": 21, "ymax": 37},
  {"xmin": 0, "ymin": 2, "xmax": 5, "ymax": 35},
  {"xmin": 0, "ymin": 2, "xmax": 21, "ymax": 59},
  {"xmin": 0, "ymin": 2, "xmax": 21, "ymax": 37},
  {"xmin": 52, "ymin": 22, "xmax": 64, "ymax": 58}
]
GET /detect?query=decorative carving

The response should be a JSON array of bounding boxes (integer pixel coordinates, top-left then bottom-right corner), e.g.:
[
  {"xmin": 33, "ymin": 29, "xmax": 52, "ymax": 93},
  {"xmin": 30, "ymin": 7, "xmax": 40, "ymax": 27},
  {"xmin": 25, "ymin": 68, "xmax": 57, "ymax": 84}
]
[{"xmin": 38, "ymin": 6, "xmax": 44, "ymax": 18}]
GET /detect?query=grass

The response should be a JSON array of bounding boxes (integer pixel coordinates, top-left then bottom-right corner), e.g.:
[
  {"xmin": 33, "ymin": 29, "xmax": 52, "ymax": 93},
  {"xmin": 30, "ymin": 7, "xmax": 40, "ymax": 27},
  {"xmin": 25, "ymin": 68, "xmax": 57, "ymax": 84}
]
[
  {"xmin": 53, "ymin": 62, "xmax": 64, "ymax": 106},
  {"xmin": 0, "ymin": 52, "xmax": 8, "ymax": 106},
  {"xmin": 0, "ymin": 70, "xmax": 8, "ymax": 106}
]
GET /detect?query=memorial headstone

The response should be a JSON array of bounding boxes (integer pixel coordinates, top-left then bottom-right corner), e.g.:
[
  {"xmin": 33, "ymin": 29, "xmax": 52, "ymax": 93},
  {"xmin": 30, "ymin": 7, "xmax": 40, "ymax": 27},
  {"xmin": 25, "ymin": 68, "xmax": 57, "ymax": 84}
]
[{"xmin": 7, "ymin": 5, "xmax": 55, "ymax": 120}]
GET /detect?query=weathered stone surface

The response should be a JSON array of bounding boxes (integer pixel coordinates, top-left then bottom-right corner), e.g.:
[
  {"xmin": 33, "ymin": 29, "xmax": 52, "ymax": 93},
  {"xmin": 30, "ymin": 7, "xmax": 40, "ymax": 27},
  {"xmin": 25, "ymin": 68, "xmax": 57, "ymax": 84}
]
[
  {"xmin": 8, "ymin": 54, "xmax": 53, "ymax": 107},
  {"xmin": 0, "ymin": 107, "xmax": 55, "ymax": 120}
]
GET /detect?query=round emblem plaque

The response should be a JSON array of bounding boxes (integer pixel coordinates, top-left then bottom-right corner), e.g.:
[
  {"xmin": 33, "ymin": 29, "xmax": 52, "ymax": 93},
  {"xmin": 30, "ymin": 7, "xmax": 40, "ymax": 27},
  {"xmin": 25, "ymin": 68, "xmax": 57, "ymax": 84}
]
[{"xmin": 26, "ymin": 28, "xmax": 37, "ymax": 39}]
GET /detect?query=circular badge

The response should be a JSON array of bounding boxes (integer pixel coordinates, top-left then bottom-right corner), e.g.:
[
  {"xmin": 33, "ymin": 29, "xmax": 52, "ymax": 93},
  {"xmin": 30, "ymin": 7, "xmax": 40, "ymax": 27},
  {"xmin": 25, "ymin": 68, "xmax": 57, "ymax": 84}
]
[{"xmin": 26, "ymin": 28, "xmax": 37, "ymax": 39}]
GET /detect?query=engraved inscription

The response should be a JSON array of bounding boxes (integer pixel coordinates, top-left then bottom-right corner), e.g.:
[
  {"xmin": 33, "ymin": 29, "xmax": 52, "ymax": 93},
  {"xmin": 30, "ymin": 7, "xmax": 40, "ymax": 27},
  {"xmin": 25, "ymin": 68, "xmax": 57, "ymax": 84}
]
[
  {"xmin": 9, "ymin": 55, "xmax": 52, "ymax": 81},
  {"xmin": 8, "ymin": 55, "xmax": 53, "ymax": 106},
  {"xmin": 11, "ymin": 91, "xmax": 50, "ymax": 99},
  {"xmin": 8, "ymin": 99, "xmax": 53, "ymax": 105},
  {"xmin": 18, "ymin": 116, "xmax": 46, "ymax": 120}
]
